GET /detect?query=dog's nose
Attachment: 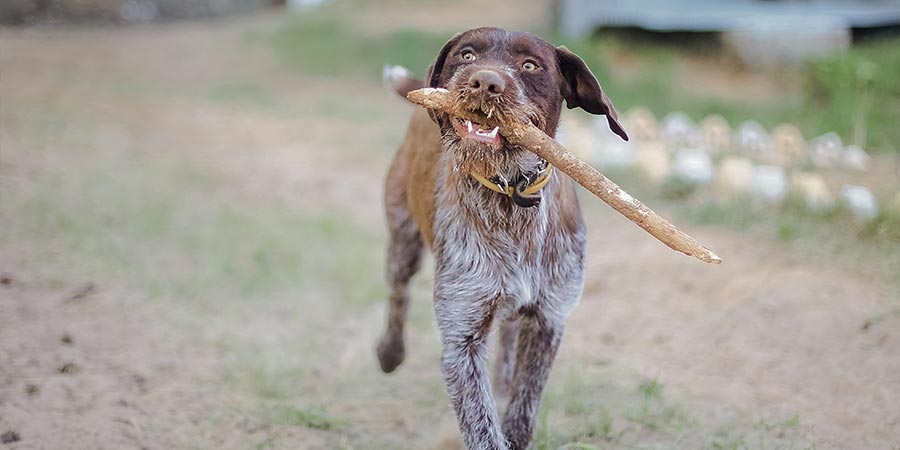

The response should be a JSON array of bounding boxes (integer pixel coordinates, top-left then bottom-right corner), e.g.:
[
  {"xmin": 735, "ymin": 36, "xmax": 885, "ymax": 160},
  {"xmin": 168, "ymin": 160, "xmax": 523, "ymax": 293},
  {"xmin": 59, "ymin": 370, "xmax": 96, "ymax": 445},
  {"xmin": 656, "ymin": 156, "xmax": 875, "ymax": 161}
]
[{"xmin": 468, "ymin": 70, "xmax": 506, "ymax": 97}]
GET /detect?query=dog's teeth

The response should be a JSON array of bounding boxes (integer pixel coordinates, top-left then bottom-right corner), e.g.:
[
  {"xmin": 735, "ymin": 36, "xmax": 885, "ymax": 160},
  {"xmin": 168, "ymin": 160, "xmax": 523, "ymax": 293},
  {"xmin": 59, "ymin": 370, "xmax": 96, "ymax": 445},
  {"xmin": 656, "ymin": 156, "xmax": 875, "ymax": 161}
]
[
  {"xmin": 488, "ymin": 127, "xmax": 499, "ymax": 139},
  {"xmin": 466, "ymin": 120, "xmax": 474, "ymax": 133}
]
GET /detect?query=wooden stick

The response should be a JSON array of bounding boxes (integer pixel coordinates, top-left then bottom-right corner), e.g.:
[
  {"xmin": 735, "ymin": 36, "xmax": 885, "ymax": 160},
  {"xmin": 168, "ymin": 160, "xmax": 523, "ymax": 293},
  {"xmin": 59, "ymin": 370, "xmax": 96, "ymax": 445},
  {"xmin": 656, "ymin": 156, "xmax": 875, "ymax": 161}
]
[{"xmin": 408, "ymin": 88, "xmax": 722, "ymax": 264}]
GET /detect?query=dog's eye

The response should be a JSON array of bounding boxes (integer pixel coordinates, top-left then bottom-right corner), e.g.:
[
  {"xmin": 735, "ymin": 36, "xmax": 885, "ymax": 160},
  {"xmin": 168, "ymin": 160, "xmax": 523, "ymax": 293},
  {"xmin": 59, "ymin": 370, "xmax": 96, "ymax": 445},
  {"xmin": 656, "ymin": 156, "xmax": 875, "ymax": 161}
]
[
  {"xmin": 461, "ymin": 51, "xmax": 476, "ymax": 61},
  {"xmin": 522, "ymin": 61, "xmax": 538, "ymax": 72}
]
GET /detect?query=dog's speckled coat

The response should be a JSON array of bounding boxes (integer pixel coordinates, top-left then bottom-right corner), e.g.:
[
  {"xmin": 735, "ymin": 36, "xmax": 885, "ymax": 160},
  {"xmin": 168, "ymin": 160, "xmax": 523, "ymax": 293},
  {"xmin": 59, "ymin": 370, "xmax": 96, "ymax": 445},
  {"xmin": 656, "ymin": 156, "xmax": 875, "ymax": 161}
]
[{"xmin": 377, "ymin": 27, "xmax": 626, "ymax": 450}]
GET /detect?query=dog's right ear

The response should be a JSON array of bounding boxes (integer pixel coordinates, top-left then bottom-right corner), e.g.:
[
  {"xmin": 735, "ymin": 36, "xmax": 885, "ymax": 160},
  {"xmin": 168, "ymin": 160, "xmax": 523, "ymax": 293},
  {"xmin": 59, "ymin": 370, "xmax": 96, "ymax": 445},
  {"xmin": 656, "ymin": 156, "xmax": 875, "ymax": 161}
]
[{"xmin": 427, "ymin": 32, "xmax": 463, "ymax": 89}]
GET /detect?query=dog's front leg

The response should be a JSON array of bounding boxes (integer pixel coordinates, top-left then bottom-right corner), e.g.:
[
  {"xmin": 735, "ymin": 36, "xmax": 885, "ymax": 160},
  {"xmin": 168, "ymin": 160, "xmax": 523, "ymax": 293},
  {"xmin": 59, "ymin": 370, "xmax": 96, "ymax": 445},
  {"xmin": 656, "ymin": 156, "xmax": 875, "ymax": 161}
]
[
  {"xmin": 434, "ymin": 290, "xmax": 509, "ymax": 450},
  {"xmin": 501, "ymin": 312, "xmax": 564, "ymax": 450}
]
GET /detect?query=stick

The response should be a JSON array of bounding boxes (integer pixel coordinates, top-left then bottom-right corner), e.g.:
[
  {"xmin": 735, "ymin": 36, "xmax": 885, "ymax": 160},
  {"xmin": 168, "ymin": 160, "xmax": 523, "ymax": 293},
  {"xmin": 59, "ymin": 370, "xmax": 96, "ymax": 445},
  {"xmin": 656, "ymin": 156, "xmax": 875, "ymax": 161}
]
[{"xmin": 408, "ymin": 88, "xmax": 722, "ymax": 265}]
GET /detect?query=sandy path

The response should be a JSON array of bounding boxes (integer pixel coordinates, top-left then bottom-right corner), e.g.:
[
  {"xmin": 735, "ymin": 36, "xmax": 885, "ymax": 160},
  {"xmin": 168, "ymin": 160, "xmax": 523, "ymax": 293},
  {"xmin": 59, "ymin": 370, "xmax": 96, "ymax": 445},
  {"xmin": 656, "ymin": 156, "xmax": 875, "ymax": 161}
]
[
  {"xmin": 573, "ymin": 207, "xmax": 899, "ymax": 449},
  {"xmin": 1, "ymin": 10, "xmax": 898, "ymax": 450}
]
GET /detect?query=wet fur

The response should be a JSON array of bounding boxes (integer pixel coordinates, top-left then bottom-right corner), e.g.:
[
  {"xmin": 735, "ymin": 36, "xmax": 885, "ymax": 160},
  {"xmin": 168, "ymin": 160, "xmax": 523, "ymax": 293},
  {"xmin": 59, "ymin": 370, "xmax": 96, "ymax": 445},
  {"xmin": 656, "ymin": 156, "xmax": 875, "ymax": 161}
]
[{"xmin": 378, "ymin": 27, "xmax": 626, "ymax": 450}]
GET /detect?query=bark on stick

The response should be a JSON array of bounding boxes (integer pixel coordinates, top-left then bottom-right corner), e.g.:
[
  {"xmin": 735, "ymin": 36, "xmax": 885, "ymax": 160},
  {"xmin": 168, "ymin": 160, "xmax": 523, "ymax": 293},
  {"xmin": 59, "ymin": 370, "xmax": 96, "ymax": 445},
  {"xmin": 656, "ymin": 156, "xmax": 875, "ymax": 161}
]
[{"xmin": 408, "ymin": 87, "xmax": 722, "ymax": 264}]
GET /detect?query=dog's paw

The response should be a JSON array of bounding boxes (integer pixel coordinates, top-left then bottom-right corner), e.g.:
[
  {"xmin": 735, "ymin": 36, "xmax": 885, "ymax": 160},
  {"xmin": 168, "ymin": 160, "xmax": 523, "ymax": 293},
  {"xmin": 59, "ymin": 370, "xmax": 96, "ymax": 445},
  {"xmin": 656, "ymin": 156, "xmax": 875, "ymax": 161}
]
[{"xmin": 376, "ymin": 333, "xmax": 405, "ymax": 373}]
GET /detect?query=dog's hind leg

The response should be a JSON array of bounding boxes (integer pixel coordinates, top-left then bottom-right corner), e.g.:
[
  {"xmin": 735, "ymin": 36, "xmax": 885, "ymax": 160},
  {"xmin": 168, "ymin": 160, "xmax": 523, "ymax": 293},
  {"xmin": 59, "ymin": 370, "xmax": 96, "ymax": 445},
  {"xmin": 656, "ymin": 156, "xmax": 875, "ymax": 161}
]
[
  {"xmin": 493, "ymin": 318, "xmax": 519, "ymax": 406},
  {"xmin": 501, "ymin": 311, "xmax": 565, "ymax": 450},
  {"xmin": 377, "ymin": 192, "xmax": 423, "ymax": 373}
]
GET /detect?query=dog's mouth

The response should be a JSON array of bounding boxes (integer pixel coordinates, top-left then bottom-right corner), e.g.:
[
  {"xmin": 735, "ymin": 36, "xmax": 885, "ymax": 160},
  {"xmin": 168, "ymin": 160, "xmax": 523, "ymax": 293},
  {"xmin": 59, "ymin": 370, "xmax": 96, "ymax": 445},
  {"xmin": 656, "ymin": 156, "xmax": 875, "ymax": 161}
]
[{"xmin": 450, "ymin": 116, "xmax": 505, "ymax": 148}]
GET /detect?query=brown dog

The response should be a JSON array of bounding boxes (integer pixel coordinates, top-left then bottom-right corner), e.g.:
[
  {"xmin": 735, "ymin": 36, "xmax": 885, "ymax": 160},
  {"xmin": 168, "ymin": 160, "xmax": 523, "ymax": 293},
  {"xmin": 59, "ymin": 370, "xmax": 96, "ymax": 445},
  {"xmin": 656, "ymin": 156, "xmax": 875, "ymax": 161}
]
[{"xmin": 377, "ymin": 27, "xmax": 627, "ymax": 450}]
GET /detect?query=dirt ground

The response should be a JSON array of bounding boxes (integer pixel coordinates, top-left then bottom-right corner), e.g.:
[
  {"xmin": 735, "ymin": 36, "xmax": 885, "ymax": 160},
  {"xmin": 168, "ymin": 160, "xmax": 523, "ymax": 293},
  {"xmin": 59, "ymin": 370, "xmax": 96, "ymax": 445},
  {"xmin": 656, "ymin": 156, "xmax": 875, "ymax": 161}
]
[{"xmin": 1, "ymin": 6, "xmax": 898, "ymax": 450}]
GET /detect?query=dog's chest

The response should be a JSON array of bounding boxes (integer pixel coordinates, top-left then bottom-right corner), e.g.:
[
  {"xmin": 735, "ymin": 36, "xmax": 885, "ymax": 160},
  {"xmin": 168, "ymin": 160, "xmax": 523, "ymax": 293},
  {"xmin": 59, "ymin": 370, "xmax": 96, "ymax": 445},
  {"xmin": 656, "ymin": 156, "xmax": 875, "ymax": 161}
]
[{"xmin": 432, "ymin": 183, "xmax": 552, "ymax": 310}]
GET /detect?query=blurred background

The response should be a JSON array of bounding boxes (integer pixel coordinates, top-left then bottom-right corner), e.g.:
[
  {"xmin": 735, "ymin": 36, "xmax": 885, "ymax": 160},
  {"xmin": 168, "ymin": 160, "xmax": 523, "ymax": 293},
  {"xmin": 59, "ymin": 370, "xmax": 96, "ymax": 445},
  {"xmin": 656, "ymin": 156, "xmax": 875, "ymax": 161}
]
[{"xmin": 1, "ymin": 1, "xmax": 898, "ymax": 449}]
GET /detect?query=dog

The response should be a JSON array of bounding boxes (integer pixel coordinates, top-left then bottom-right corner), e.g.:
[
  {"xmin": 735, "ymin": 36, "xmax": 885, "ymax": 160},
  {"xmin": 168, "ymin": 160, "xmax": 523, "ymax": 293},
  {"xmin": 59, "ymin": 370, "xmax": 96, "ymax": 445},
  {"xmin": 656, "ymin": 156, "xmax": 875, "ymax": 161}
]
[{"xmin": 377, "ymin": 27, "xmax": 628, "ymax": 450}]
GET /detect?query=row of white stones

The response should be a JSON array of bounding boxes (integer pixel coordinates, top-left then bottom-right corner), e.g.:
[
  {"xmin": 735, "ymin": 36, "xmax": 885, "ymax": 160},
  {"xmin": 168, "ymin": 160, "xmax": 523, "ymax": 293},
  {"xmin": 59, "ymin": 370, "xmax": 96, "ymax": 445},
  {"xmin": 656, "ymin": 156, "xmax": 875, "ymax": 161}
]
[{"xmin": 558, "ymin": 108, "xmax": 897, "ymax": 221}]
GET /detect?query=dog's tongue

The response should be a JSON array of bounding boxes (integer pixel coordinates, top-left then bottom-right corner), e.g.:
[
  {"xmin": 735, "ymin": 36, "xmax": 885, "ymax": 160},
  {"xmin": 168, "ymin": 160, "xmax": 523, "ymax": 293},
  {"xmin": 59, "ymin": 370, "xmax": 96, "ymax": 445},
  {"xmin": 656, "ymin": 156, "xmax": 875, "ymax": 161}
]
[{"xmin": 454, "ymin": 118, "xmax": 502, "ymax": 146}]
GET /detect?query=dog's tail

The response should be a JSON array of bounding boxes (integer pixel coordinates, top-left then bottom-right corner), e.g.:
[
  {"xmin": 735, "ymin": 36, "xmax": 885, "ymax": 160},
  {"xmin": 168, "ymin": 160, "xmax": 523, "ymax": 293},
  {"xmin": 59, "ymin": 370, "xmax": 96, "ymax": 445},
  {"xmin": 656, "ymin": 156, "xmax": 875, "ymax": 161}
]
[{"xmin": 383, "ymin": 65, "xmax": 424, "ymax": 101}]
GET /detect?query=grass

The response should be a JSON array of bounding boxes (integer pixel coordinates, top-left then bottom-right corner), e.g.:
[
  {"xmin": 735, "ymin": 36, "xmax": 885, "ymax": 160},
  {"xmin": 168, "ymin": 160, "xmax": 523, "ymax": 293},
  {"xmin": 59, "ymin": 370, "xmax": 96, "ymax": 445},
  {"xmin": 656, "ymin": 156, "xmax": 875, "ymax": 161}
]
[
  {"xmin": 706, "ymin": 415, "xmax": 815, "ymax": 450},
  {"xmin": 209, "ymin": 81, "xmax": 282, "ymax": 110},
  {"xmin": 592, "ymin": 161, "xmax": 900, "ymax": 295},
  {"xmin": 553, "ymin": 30, "xmax": 900, "ymax": 155},
  {"xmin": 3, "ymin": 117, "xmax": 387, "ymax": 307},
  {"xmin": 272, "ymin": 405, "xmax": 349, "ymax": 430},
  {"xmin": 804, "ymin": 37, "xmax": 900, "ymax": 154},
  {"xmin": 135, "ymin": 10, "xmax": 900, "ymax": 447},
  {"xmin": 271, "ymin": 7, "xmax": 447, "ymax": 79},
  {"xmin": 638, "ymin": 377, "xmax": 664, "ymax": 403},
  {"xmin": 270, "ymin": 3, "xmax": 900, "ymax": 156},
  {"xmin": 533, "ymin": 365, "xmax": 815, "ymax": 450},
  {"xmin": 5, "ymin": 8, "xmax": 895, "ymax": 449},
  {"xmin": 710, "ymin": 193, "xmax": 900, "ymax": 286},
  {"xmin": 2, "ymin": 93, "xmax": 399, "ymax": 449}
]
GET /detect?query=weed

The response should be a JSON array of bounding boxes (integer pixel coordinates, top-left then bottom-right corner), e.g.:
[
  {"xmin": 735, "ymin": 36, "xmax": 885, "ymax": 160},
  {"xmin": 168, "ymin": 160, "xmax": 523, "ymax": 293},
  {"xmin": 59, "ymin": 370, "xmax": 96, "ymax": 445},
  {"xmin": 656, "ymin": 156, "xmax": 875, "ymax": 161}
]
[
  {"xmin": 638, "ymin": 377, "xmax": 664, "ymax": 403},
  {"xmin": 804, "ymin": 38, "xmax": 900, "ymax": 154},
  {"xmin": 558, "ymin": 444, "xmax": 603, "ymax": 450},
  {"xmin": 274, "ymin": 405, "xmax": 348, "ymax": 430},
  {"xmin": 254, "ymin": 435, "xmax": 278, "ymax": 450}
]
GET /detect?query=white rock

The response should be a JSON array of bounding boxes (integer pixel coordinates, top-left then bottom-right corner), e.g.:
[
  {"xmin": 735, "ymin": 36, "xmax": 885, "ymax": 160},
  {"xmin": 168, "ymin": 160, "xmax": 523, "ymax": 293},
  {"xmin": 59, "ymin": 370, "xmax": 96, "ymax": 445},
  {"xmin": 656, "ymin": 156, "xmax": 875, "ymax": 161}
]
[
  {"xmin": 715, "ymin": 156, "xmax": 755, "ymax": 197},
  {"xmin": 673, "ymin": 148, "xmax": 714, "ymax": 184},
  {"xmin": 772, "ymin": 123, "xmax": 807, "ymax": 165},
  {"xmin": 555, "ymin": 120, "xmax": 573, "ymax": 147},
  {"xmin": 562, "ymin": 120, "xmax": 600, "ymax": 163},
  {"xmin": 749, "ymin": 165, "xmax": 787, "ymax": 202},
  {"xmin": 841, "ymin": 185, "xmax": 878, "ymax": 220},
  {"xmin": 592, "ymin": 122, "xmax": 639, "ymax": 168},
  {"xmin": 735, "ymin": 120, "xmax": 775, "ymax": 161},
  {"xmin": 841, "ymin": 145, "xmax": 871, "ymax": 171},
  {"xmin": 287, "ymin": 0, "xmax": 331, "ymax": 10},
  {"xmin": 622, "ymin": 107, "xmax": 660, "ymax": 142},
  {"xmin": 634, "ymin": 142, "xmax": 671, "ymax": 185},
  {"xmin": 662, "ymin": 112, "xmax": 700, "ymax": 151},
  {"xmin": 120, "ymin": 0, "xmax": 159, "ymax": 23},
  {"xmin": 597, "ymin": 140, "xmax": 635, "ymax": 170},
  {"xmin": 699, "ymin": 115, "xmax": 732, "ymax": 154},
  {"xmin": 790, "ymin": 172, "xmax": 835, "ymax": 211},
  {"xmin": 809, "ymin": 132, "xmax": 843, "ymax": 168}
]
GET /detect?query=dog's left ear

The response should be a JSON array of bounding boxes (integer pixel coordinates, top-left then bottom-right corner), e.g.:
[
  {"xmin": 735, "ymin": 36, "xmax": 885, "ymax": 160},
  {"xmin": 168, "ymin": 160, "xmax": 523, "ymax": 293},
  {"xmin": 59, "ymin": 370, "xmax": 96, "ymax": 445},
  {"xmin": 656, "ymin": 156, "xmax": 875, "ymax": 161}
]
[{"xmin": 556, "ymin": 46, "xmax": 629, "ymax": 141}]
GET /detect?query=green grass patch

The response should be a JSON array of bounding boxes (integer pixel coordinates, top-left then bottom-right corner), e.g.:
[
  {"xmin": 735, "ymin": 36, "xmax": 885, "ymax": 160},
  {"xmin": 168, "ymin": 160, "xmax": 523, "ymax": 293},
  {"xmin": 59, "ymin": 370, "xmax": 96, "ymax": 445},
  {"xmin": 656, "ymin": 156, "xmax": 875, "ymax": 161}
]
[
  {"xmin": 804, "ymin": 37, "xmax": 900, "ymax": 154},
  {"xmin": 267, "ymin": 5, "xmax": 900, "ymax": 155},
  {"xmin": 2, "ymin": 111, "xmax": 387, "ymax": 308},
  {"xmin": 209, "ymin": 81, "xmax": 281, "ymax": 110},
  {"xmin": 604, "ymin": 164, "xmax": 900, "ymax": 288},
  {"xmin": 534, "ymin": 364, "xmax": 814, "ymax": 450},
  {"xmin": 707, "ymin": 415, "xmax": 814, "ymax": 450},
  {"xmin": 2, "ymin": 104, "xmax": 392, "ymax": 448},
  {"xmin": 554, "ymin": 31, "xmax": 900, "ymax": 155},
  {"xmin": 696, "ymin": 194, "xmax": 900, "ymax": 287},
  {"xmin": 547, "ymin": 32, "xmax": 801, "ymax": 133},
  {"xmin": 271, "ymin": 7, "xmax": 448, "ymax": 79},
  {"xmin": 694, "ymin": 198, "xmax": 767, "ymax": 231},
  {"xmin": 638, "ymin": 376, "xmax": 664, "ymax": 402},
  {"xmin": 272, "ymin": 405, "xmax": 349, "ymax": 431}
]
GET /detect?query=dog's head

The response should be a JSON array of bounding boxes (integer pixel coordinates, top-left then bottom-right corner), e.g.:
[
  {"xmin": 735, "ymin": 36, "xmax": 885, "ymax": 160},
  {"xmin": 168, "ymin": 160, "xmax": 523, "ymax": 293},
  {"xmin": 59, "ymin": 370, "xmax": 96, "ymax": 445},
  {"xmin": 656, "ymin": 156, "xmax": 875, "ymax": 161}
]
[{"xmin": 425, "ymin": 27, "xmax": 627, "ymax": 174}]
